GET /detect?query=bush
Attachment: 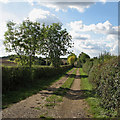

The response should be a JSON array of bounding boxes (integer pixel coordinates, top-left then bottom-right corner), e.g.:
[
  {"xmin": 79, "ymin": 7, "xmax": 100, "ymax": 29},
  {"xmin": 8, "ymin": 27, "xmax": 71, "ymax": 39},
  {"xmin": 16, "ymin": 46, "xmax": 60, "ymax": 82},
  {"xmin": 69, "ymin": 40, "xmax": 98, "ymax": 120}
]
[
  {"xmin": 2, "ymin": 65, "xmax": 72, "ymax": 93},
  {"xmin": 67, "ymin": 53, "xmax": 77, "ymax": 66}
]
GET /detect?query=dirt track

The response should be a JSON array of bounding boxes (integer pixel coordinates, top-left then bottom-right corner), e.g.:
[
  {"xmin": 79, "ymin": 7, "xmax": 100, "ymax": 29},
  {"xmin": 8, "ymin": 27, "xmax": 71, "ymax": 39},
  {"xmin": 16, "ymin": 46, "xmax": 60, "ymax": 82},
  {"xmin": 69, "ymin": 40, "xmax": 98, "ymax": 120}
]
[
  {"xmin": 45, "ymin": 68, "xmax": 91, "ymax": 118},
  {"xmin": 2, "ymin": 68, "xmax": 91, "ymax": 118}
]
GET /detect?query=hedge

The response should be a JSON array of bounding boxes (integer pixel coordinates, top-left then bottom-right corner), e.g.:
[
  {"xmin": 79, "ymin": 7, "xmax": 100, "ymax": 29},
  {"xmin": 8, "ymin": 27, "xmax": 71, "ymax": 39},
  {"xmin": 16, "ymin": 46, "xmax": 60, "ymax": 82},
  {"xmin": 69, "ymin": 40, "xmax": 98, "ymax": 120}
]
[
  {"xmin": 88, "ymin": 57, "xmax": 120, "ymax": 117},
  {"xmin": 2, "ymin": 65, "xmax": 72, "ymax": 93}
]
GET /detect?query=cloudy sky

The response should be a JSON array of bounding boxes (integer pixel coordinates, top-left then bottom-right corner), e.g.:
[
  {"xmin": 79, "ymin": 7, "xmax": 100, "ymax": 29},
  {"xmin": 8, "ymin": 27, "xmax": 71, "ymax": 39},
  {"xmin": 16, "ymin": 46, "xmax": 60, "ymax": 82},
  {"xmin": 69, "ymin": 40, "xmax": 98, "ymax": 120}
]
[{"xmin": 0, "ymin": 0, "xmax": 118, "ymax": 57}]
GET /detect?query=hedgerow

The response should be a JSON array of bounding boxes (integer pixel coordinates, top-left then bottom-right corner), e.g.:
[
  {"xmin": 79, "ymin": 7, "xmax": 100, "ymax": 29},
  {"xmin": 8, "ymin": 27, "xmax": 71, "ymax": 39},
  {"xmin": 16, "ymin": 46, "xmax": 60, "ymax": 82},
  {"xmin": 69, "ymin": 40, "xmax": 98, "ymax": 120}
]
[
  {"xmin": 88, "ymin": 57, "xmax": 120, "ymax": 117},
  {"xmin": 2, "ymin": 65, "xmax": 72, "ymax": 93},
  {"xmin": 82, "ymin": 59, "xmax": 93, "ymax": 74}
]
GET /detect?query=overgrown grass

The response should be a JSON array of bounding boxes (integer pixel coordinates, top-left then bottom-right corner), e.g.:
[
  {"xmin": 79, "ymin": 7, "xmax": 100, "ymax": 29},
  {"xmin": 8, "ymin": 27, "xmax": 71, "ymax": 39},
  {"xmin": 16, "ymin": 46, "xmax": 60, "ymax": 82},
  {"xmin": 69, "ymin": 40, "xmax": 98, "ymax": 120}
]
[
  {"xmin": 80, "ymin": 68, "xmax": 110, "ymax": 118},
  {"xmin": 2, "ymin": 67, "xmax": 74, "ymax": 109}
]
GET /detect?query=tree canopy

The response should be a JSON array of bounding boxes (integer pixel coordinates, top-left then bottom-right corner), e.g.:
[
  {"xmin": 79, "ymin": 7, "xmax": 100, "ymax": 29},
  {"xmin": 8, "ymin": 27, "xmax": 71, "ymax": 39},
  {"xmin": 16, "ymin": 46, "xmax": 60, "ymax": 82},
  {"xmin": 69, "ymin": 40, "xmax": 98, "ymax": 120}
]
[
  {"xmin": 77, "ymin": 52, "xmax": 90, "ymax": 67},
  {"xmin": 4, "ymin": 19, "xmax": 72, "ymax": 67},
  {"xmin": 42, "ymin": 23, "xmax": 72, "ymax": 67}
]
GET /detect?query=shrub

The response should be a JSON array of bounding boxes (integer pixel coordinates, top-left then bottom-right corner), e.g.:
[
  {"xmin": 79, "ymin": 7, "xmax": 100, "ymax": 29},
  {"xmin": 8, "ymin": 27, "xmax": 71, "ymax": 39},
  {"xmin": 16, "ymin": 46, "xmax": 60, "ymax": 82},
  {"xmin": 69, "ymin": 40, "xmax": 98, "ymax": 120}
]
[{"xmin": 67, "ymin": 53, "xmax": 77, "ymax": 66}]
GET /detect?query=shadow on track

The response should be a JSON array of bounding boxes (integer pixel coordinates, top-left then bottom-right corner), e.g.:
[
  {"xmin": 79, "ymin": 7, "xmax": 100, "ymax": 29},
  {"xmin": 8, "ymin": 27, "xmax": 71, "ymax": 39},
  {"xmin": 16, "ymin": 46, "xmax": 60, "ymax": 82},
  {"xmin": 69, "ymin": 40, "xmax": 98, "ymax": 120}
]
[
  {"xmin": 65, "ymin": 74, "xmax": 88, "ymax": 79},
  {"xmin": 40, "ymin": 73, "xmax": 95, "ymax": 100}
]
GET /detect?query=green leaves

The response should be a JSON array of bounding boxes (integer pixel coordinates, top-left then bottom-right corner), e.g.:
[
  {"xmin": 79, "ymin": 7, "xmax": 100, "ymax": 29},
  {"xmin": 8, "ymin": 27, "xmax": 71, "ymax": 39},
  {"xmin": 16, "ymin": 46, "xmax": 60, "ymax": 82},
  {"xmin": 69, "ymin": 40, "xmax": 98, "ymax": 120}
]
[
  {"xmin": 77, "ymin": 52, "xmax": 90, "ymax": 67},
  {"xmin": 67, "ymin": 53, "xmax": 77, "ymax": 66},
  {"xmin": 41, "ymin": 23, "xmax": 72, "ymax": 67},
  {"xmin": 4, "ymin": 19, "xmax": 42, "ymax": 67},
  {"xmin": 88, "ymin": 57, "xmax": 120, "ymax": 117},
  {"xmin": 4, "ymin": 20, "xmax": 72, "ymax": 68}
]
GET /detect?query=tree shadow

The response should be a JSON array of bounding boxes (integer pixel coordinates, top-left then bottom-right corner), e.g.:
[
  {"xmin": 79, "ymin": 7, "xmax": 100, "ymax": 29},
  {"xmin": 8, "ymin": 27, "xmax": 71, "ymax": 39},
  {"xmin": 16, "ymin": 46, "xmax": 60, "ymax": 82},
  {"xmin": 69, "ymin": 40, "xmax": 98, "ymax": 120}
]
[
  {"xmin": 80, "ymin": 75, "xmax": 88, "ymax": 78},
  {"xmin": 65, "ymin": 74, "xmax": 88, "ymax": 79},
  {"xmin": 40, "ymin": 87, "xmax": 96, "ymax": 100},
  {"xmin": 40, "ymin": 72, "xmax": 94, "ymax": 100},
  {"xmin": 65, "ymin": 73, "xmax": 76, "ymax": 78}
]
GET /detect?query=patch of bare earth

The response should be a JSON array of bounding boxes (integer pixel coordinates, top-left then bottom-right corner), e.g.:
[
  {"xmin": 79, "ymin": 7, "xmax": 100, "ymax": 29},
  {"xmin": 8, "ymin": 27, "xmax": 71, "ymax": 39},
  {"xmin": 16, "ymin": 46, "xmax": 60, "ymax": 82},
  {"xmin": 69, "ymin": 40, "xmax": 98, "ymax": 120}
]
[{"xmin": 2, "ymin": 68, "xmax": 75, "ymax": 118}]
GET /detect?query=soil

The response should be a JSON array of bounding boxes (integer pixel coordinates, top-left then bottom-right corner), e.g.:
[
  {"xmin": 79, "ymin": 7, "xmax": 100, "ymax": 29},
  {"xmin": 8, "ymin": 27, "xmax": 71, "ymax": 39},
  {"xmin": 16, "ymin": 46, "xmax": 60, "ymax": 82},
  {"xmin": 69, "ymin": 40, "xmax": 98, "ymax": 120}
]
[{"xmin": 2, "ymin": 68, "xmax": 92, "ymax": 118}]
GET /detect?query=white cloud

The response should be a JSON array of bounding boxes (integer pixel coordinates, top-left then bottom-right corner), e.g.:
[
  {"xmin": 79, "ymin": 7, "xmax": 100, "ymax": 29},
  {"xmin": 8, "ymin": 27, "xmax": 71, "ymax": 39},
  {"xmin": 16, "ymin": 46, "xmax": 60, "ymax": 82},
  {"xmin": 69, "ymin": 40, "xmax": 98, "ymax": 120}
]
[
  {"xmin": 0, "ymin": 7, "xmax": 21, "ymax": 57},
  {"xmin": 3, "ymin": 0, "xmax": 92, "ymax": 13},
  {"xmin": 28, "ymin": 8, "xmax": 61, "ymax": 25},
  {"xmin": 70, "ymin": 30, "xmax": 90, "ymax": 40},
  {"xmin": 73, "ymin": 39, "xmax": 101, "ymax": 57},
  {"xmin": 29, "ymin": 8, "xmax": 50, "ymax": 20},
  {"xmin": 0, "ymin": 0, "xmax": 115, "ymax": 3},
  {"xmin": 72, "ymin": 38, "xmax": 118, "ymax": 57},
  {"xmin": 0, "ymin": 1, "xmax": 118, "ymax": 57},
  {"xmin": 0, "ymin": 9, "xmax": 20, "ymax": 40},
  {"xmin": 67, "ymin": 20, "xmax": 118, "ymax": 57},
  {"xmin": 37, "ymin": 2, "xmax": 94, "ymax": 13},
  {"xmin": 0, "ymin": 0, "xmax": 9, "ymax": 3},
  {"xmin": 69, "ymin": 20, "xmax": 118, "ymax": 35}
]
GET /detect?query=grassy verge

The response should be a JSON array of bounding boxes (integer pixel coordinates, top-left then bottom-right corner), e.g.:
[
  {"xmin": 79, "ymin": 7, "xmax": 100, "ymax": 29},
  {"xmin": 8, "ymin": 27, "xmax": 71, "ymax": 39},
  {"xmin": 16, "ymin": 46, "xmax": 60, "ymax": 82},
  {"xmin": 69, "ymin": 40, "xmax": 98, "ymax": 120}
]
[
  {"xmin": 80, "ymin": 68, "xmax": 110, "ymax": 118},
  {"xmin": 2, "ymin": 67, "xmax": 74, "ymax": 109},
  {"xmin": 45, "ymin": 68, "xmax": 77, "ymax": 108}
]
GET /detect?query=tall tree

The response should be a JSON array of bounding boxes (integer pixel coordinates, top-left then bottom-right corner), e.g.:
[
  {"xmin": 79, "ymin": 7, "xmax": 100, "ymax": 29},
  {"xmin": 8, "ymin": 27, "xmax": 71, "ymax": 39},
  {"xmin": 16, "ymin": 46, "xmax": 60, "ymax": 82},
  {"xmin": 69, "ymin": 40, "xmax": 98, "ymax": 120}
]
[
  {"xmin": 42, "ymin": 23, "xmax": 72, "ymax": 67},
  {"xmin": 4, "ymin": 19, "xmax": 42, "ymax": 67}
]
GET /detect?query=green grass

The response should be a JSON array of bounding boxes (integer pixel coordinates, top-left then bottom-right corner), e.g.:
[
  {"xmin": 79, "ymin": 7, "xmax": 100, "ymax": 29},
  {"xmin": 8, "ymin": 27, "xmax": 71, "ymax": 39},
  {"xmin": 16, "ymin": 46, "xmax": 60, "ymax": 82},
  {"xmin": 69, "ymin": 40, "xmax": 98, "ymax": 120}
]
[
  {"xmin": 2, "ymin": 67, "xmax": 74, "ymax": 109},
  {"xmin": 80, "ymin": 68, "xmax": 110, "ymax": 118},
  {"xmin": 45, "ymin": 95, "xmax": 63, "ymax": 108},
  {"xmin": 61, "ymin": 68, "xmax": 77, "ymax": 89},
  {"xmin": 45, "ymin": 103, "xmax": 56, "ymax": 107},
  {"xmin": 46, "ymin": 95, "xmax": 63, "ymax": 102},
  {"xmin": 34, "ymin": 107, "xmax": 41, "ymax": 110},
  {"xmin": 45, "ymin": 68, "xmax": 77, "ymax": 108}
]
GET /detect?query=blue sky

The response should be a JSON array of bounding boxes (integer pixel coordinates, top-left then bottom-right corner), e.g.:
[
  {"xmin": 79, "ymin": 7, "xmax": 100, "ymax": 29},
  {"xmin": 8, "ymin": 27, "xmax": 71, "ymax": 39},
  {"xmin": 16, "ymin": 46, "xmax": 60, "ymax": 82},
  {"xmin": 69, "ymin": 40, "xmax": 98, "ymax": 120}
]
[{"xmin": 0, "ymin": 0, "xmax": 118, "ymax": 57}]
